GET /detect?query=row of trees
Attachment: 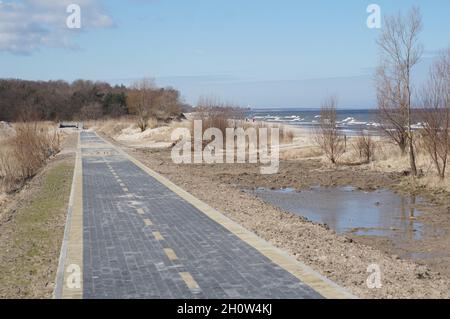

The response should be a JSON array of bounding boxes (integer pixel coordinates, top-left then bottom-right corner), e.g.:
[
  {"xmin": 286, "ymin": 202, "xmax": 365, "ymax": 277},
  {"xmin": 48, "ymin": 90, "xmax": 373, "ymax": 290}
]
[
  {"xmin": 316, "ymin": 7, "xmax": 450, "ymax": 179},
  {"xmin": 0, "ymin": 79, "xmax": 186, "ymax": 123},
  {"xmin": 0, "ymin": 79, "xmax": 128, "ymax": 121}
]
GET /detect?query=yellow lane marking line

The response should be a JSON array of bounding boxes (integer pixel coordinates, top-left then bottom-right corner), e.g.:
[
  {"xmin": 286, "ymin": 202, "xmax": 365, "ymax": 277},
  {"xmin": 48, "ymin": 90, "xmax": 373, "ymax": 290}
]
[
  {"xmin": 122, "ymin": 188, "xmax": 129, "ymax": 192},
  {"xmin": 153, "ymin": 232, "xmax": 164, "ymax": 241},
  {"xmin": 144, "ymin": 219, "xmax": 153, "ymax": 226},
  {"xmin": 136, "ymin": 208, "xmax": 145, "ymax": 215},
  {"xmin": 164, "ymin": 248, "xmax": 178, "ymax": 261},
  {"xmin": 179, "ymin": 272, "xmax": 200, "ymax": 290},
  {"xmin": 120, "ymin": 183, "xmax": 125, "ymax": 187}
]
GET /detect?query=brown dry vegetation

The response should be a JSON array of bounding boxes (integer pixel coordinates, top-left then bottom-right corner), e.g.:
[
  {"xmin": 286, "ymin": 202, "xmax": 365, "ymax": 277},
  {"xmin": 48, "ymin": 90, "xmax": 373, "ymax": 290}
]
[
  {"xmin": 314, "ymin": 96, "xmax": 345, "ymax": 164},
  {"xmin": 0, "ymin": 133, "xmax": 76, "ymax": 298},
  {"xmin": 191, "ymin": 110, "xmax": 294, "ymax": 148},
  {"xmin": 93, "ymin": 117, "xmax": 450, "ymax": 193},
  {"xmin": 127, "ymin": 78, "xmax": 183, "ymax": 132},
  {"xmin": 0, "ymin": 122, "xmax": 61, "ymax": 193},
  {"xmin": 417, "ymin": 49, "xmax": 450, "ymax": 179},
  {"xmin": 353, "ymin": 131, "xmax": 376, "ymax": 163}
]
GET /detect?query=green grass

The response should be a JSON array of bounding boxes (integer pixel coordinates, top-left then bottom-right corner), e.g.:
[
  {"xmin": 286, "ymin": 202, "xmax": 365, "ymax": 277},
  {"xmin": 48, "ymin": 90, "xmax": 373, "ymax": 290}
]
[{"xmin": 0, "ymin": 161, "xmax": 74, "ymax": 298}]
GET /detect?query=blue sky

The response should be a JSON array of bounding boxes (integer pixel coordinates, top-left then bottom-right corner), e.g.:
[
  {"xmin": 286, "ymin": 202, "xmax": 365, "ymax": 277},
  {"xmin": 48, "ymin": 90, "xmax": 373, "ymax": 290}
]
[{"xmin": 1, "ymin": 0, "xmax": 449, "ymax": 108}]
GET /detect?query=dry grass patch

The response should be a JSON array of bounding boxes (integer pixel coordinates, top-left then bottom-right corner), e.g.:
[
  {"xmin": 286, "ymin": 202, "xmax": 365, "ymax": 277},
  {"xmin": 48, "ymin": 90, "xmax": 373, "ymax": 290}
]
[
  {"xmin": 0, "ymin": 123, "xmax": 61, "ymax": 193},
  {"xmin": 280, "ymin": 146, "xmax": 323, "ymax": 161},
  {"xmin": 87, "ymin": 118, "xmax": 136, "ymax": 136},
  {"xmin": 0, "ymin": 161, "xmax": 74, "ymax": 298}
]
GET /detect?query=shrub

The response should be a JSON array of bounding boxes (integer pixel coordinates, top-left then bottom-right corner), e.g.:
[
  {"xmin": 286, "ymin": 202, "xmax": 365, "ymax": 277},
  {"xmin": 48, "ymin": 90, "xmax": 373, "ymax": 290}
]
[
  {"xmin": 314, "ymin": 96, "xmax": 345, "ymax": 164},
  {"xmin": 354, "ymin": 131, "xmax": 376, "ymax": 163},
  {"xmin": 0, "ymin": 123, "xmax": 60, "ymax": 192}
]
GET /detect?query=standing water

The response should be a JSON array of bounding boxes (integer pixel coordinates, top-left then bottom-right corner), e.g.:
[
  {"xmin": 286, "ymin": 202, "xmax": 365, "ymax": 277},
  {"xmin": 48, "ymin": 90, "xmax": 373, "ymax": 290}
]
[{"xmin": 251, "ymin": 186, "xmax": 424, "ymax": 241}]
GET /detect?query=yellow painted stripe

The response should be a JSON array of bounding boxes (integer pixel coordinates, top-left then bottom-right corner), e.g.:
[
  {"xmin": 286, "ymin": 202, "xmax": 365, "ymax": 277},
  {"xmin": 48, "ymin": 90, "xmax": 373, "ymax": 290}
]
[
  {"xmin": 144, "ymin": 219, "xmax": 153, "ymax": 226},
  {"xmin": 179, "ymin": 272, "xmax": 200, "ymax": 290},
  {"xmin": 153, "ymin": 232, "xmax": 164, "ymax": 241},
  {"xmin": 122, "ymin": 188, "xmax": 129, "ymax": 192},
  {"xmin": 136, "ymin": 208, "xmax": 145, "ymax": 215},
  {"xmin": 164, "ymin": 248, "xmax": 178, "ymax": 261}
]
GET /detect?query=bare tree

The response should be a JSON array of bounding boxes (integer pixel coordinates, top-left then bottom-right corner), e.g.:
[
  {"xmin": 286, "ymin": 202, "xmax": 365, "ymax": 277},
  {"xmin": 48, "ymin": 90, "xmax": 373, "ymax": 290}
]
[
  {"xmin": 376, "ymin": 7, "xmax": 423, "ymax": 176},
  {"xmin": 193, "ymin": 96, "xmax": 237, "ymax": 138},
  {"xmin": 419, "ymin": 48, "xmax": 450, "ymax": 179},
  {"xmin": 127, "ymin": 78, "xmax": 156, "ymax": 132},
  {"xmin": 314, "ymin": 96, "xmax": 345, "ymax": 164},
  {"xmin": 376, "ymin": 65, "xmax": 408, "ymax": 154},
  {"xmin": 153, "ymin": 88, "xmax": 183, "ymax": 120}
]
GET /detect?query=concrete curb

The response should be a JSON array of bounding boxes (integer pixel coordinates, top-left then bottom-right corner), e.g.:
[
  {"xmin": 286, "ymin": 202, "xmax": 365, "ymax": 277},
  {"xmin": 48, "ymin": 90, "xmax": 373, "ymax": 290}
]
[{"xmin": 53, "ymin": 132, "xmax": 83, "ymax": 299}]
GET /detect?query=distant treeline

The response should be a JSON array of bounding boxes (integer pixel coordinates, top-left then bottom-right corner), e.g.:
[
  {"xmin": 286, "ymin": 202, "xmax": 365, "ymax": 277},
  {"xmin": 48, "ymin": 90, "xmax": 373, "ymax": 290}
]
[{"xmin": 0, "ymin": 79, "xmax": 190, "ymax": 122}]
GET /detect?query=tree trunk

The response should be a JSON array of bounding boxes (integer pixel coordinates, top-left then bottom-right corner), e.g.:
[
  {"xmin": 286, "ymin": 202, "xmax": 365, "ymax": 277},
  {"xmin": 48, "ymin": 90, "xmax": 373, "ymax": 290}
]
[
  {"xmin": 406, "ymin": 74, "xmax": 417, "ymax": 176},
  {"xmin": 399, "ymin": 140, "xmax": 407, "ymax": 155},
  {"xmin": 409, "ymin": 136, "xmax": 417, "ymax": 176}
]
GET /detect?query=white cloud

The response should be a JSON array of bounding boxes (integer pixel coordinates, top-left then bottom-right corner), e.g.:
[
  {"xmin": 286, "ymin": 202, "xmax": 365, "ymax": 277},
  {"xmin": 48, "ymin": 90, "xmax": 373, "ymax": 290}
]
[{"xmin": 0, "ymin": 0, "xmax": 114, "ymax": 54}]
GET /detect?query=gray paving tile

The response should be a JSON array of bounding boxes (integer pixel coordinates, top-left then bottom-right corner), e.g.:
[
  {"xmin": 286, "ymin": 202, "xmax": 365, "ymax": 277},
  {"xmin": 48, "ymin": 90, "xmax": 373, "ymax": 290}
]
[{"xmin": 81, "ymin": 131, "xmax": 323, "ymax": 299}]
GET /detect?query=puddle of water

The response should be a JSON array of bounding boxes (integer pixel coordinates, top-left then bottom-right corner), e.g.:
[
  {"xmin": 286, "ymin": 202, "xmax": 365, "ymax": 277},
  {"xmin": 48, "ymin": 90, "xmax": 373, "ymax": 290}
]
[{"xmin": 251, "ymin": 186, "xmax": 425, "ymax": 241}]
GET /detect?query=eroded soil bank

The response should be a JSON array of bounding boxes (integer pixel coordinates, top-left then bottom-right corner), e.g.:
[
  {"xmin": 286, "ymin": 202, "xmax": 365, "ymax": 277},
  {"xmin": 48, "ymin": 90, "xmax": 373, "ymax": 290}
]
[{"xmin": 106, "ymin": 136, "xmax": 450, "ymax": 299}]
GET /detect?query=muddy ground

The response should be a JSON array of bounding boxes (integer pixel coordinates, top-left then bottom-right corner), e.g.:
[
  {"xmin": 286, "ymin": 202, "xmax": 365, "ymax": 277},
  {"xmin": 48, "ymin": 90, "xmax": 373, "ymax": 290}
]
[{"xmin": 106, "ymin": 136, "xmax": 450, "ymax": 299}]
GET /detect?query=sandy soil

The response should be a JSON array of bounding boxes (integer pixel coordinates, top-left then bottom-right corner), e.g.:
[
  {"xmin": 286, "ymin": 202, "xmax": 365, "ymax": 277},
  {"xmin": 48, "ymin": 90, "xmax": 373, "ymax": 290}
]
[{"xmin": 99, "ymin": 129, "xmax": 450, "ymax": 299}]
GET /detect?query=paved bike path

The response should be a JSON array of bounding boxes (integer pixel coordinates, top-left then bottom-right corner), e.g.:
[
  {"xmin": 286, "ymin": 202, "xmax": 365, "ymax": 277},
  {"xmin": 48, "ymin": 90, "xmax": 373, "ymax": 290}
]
[{"xmin": 56, "ymin": 131, "xmax": 354, "ymax": 299}]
